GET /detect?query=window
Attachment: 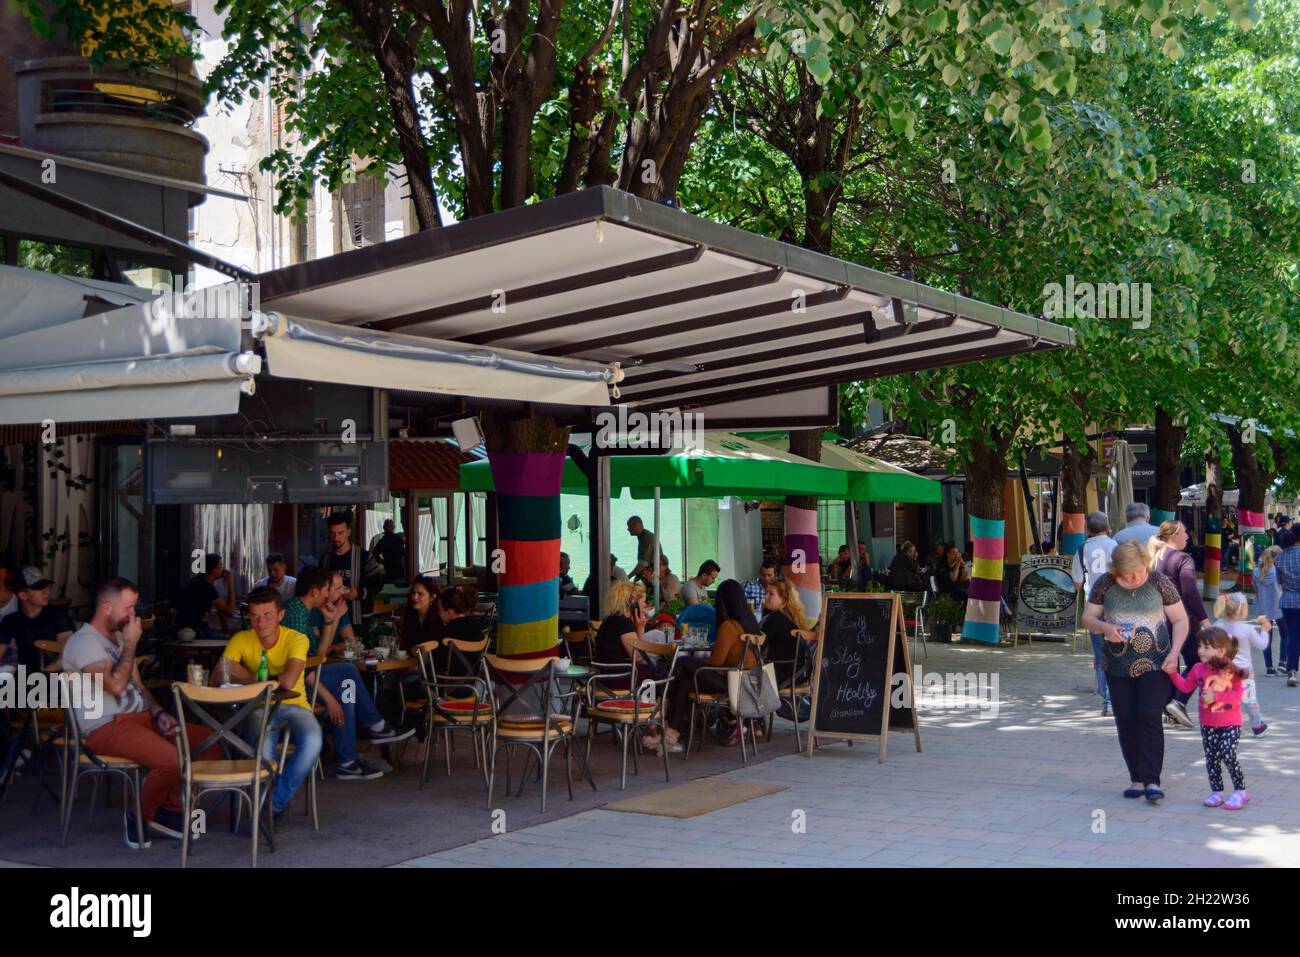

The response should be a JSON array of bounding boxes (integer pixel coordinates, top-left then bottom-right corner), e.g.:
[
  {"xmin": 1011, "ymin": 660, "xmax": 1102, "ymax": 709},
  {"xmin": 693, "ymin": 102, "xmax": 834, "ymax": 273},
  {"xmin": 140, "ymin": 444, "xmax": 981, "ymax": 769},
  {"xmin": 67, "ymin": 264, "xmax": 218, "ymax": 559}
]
[
  {"xmin": 18, "ymin": 240, "xmax": 94, "ymax": 278},
  {"xmin": 333, "ymin": 174, "xmax": 385, "ymax": 252}
]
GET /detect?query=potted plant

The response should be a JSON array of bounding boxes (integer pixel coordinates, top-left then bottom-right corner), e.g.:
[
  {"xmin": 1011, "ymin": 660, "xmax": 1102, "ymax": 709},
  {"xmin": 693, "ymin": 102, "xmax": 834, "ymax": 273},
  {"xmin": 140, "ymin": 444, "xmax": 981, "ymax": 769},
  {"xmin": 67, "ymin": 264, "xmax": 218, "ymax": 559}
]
[{"xmin": 927, "ymin": 595, "xmax": 966, "ymax": 643}]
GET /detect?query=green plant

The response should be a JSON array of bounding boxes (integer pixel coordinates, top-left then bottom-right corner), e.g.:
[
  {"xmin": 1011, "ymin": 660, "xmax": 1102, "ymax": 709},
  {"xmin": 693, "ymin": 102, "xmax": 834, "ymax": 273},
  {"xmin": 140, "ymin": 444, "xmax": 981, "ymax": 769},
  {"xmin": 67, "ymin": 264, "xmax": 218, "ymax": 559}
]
[{"xmin": 928, "ymin": 595, "xmax": 967, "ymax": 628}]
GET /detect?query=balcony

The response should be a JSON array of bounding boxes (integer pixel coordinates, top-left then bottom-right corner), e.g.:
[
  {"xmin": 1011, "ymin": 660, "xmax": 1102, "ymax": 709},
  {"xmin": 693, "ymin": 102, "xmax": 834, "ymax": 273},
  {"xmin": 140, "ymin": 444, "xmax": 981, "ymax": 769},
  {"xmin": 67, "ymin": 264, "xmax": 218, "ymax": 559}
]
[{"xmin": 14, "ymin": 56, "xmax": 208, "ymax": 187}]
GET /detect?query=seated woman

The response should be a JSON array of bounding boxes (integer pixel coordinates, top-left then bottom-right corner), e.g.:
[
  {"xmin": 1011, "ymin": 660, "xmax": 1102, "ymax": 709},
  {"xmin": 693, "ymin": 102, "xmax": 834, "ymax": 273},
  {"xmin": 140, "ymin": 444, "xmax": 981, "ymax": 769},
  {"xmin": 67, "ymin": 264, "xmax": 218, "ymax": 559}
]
[
  {"xmin": 399, "ymin": 576, "xmax": 441, "ymax": 654},
  {"xmin": 432, "ymin": 587, "xmax": 484, "ymax": 675},
  {"xmin": 942, "ymin": 545, "xmax": 970, "ymax": 600},
  {"xmin": 760, "ymin": 579, "xmax": 812, "ymax": 686},
  {"xmin": 887, "ymin": 541, "xmax": 926, "ymax": 592},
  {"xmin": 655, "ymin": 579, "xmax": 761, "ymax": 752},
  {"xmin": 593, "ymin": 580, "xmax": 658, "ymax": 690}
]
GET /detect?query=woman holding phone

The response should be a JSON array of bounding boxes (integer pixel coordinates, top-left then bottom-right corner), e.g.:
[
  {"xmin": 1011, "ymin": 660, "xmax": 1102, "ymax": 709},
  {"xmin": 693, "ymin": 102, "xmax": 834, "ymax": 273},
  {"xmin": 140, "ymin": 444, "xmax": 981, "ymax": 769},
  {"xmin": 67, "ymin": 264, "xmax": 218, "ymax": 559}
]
[
  {"xmin": 594, "ymin": 581, "xmax": 657, "ymax": 689},
  {"xmin": 1081, "ymin": 541, "xmax": 1189, "ymax": 804}
]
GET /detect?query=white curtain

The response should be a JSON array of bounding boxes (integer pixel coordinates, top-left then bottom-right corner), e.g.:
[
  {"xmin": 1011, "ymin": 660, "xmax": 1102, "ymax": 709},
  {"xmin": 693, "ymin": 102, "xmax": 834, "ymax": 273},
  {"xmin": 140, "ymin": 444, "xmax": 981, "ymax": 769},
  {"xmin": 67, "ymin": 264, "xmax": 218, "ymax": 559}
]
[{"xmin": 196, "ymin": 504, "xmax": 271, "ymax": 595}]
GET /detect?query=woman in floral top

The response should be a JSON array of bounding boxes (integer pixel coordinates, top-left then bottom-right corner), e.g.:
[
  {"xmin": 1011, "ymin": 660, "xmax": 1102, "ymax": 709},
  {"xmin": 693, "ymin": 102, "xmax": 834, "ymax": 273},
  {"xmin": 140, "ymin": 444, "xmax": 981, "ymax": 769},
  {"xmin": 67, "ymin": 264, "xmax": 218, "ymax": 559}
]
[{"xmin": 1081, "ymin": 541, "xmax": 1190, "ymax": 803}]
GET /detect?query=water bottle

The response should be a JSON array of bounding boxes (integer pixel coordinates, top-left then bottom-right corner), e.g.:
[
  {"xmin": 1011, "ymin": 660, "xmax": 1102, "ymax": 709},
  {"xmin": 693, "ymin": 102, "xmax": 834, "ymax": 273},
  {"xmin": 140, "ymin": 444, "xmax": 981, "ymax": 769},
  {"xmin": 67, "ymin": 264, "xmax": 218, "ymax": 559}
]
[{"xmin": 257, "ymin": 650, "xmax": 269, "ymax": 682}]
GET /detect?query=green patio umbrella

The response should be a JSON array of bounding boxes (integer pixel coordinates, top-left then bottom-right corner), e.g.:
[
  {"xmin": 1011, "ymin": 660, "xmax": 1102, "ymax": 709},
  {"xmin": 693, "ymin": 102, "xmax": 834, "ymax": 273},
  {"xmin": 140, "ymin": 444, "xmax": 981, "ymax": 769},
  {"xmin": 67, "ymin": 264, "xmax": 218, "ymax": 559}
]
[
  {"xmin": 745, "ymin": 434, "xmax": 940, "ymax": 503},
  {"xmin": 459, "ymin": 432, "xmax": 847, "ymax": 499}
]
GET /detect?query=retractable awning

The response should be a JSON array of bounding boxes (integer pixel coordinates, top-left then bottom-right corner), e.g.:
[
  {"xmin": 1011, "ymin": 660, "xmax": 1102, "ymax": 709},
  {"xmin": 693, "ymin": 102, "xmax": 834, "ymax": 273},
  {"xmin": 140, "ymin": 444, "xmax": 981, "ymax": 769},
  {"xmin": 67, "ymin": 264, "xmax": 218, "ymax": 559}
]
[
  {"xmin": 0, "ymin": 270, "xmax": 259, "ymax": 425},
  {"xmin": 0, "ymin": 268, "xmax": 619, "ymax": 426},
  {"xmin": 259, "ymin": 186, "xmax": 1074, "ymax": 425},
  {"xmin": 252, "ymin": 312, "xmax": 616, "ymax": 407}
]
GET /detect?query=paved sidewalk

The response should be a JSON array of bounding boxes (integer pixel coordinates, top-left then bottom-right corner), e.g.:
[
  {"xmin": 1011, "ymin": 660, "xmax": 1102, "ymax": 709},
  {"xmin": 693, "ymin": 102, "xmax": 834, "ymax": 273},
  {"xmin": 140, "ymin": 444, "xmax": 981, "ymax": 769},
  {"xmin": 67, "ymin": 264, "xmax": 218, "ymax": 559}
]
[{"xmin": 396, "ymin": 640, "xmax": 1300, "ymax": 868}]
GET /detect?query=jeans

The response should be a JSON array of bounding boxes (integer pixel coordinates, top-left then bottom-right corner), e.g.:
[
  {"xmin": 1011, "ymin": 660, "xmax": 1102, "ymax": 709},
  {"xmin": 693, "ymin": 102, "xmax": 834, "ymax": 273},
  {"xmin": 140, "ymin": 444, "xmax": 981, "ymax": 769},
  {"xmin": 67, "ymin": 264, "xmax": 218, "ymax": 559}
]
[
  {"xmin": 1281, "ymin": 608, "xmax": 1300, "ymax": 672},
  {"xmin": 318, "ymin": 662, "xmax": 384, "ymax": 766},
  {"xmin": 1089, "ymin": 634, "xmax": 1111, "ymax": 706},
  {"xmin": 1108, "ymin": 671, "xmax": 1171, "ymax": 786},
  {"xmin": 261, "ymin": 705, "xmax": 323, "ymax": 812},
  {"xmin": 1263, "ymin": 617, "xmax": 1281, "ymax": 671}
]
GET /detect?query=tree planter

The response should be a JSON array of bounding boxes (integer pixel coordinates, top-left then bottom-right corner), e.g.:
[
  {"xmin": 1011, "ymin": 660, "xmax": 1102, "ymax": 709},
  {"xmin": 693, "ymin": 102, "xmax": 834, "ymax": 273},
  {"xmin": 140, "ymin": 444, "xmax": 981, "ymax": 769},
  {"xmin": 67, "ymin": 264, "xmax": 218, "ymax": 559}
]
[{"xmin": 931, "ymin": 623, "xmax": 954, "ymax": 644}]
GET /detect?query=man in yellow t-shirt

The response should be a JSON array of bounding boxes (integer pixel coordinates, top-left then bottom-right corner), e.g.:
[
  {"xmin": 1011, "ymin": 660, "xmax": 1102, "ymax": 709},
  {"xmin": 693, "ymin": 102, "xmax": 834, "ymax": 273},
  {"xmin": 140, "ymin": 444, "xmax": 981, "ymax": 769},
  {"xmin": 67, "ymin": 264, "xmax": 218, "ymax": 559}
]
[{"xmin": 214, "ymin": 586, "xmax": 321, "ymax": 820}]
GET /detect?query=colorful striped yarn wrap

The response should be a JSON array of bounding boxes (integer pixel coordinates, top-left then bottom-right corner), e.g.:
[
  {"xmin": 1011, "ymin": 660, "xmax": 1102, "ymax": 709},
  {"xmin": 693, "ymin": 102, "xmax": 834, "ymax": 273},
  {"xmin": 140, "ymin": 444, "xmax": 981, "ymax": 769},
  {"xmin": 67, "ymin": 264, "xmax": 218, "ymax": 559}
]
[
  {"xmin": 488, "ymin": 449, "xmax": 565, "ymax": 657},
  {"xmin": 783, "ymin": 505, "xmax": 821, "ymax": 623},
  {"xmin": 1202, "ymin": 517, "xmax": 1222, "ymax": 601},
  {"xmin": 963, "ymin": 516, "xmax": 1004, "ymax": 644},
  {"xmin": 1238, "ymin": 509, "xmax": 1266, "ymax": 536}
]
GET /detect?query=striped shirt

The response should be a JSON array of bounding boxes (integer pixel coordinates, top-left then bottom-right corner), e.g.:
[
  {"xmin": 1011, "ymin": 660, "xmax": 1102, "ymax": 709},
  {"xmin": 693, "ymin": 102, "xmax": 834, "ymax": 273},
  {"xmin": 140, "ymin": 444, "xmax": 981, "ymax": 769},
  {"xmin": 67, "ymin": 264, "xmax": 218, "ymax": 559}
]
[{"xmin": 1273, "ymin": 545, "xmax": 1300, "ymax": 610}]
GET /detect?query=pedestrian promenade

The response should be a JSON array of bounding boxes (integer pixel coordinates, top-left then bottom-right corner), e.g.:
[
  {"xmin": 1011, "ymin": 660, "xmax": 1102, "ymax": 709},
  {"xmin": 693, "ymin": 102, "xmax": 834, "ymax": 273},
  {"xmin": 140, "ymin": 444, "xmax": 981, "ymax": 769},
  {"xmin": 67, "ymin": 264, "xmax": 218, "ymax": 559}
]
[{"xmin": 397, "ymin": 639, "xmax": 1300, "ymax": 868}]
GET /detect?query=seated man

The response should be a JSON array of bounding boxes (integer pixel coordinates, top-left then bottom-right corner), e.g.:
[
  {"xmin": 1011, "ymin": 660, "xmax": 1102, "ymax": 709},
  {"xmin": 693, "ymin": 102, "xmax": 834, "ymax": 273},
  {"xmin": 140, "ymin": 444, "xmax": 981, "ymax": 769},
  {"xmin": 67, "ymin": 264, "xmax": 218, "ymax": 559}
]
[
  {"xmin": 62, "ymin": 578, "xmax": 217, "ymax": 847},
  {"xmin": 558, "ymin": 552, "xmax": 578, "ymax": 598},
  {"xmin": 680, "ymin": 560, "xmax": 719, "ymax": 605},
  {"xmin": 280, "ymin": 568, "xmax": 411, "ymax": 781},
  {"xmin": 253, "ymin": 552, "xmax": 297, "ymax": 605},
  {"xmin": 742, "ymin": 560, "xmax": 777, "ymax": 617},
  {"xmin": 214, "ymin": 586, "xmax": 322, "ymax": 825},
  {"xmin": 0, "ymin": 567, "xmax": 74, "ymax": 671},
  {"xmin": 175, "ymin": 553, "xmax": 235, "ymax": 636}
]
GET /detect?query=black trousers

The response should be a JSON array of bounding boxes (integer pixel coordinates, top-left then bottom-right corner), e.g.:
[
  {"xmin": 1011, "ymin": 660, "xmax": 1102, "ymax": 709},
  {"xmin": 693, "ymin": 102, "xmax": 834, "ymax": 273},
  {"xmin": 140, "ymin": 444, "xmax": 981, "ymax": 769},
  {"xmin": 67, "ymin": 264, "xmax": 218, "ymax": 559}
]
[{"xmin": 1109, "ymin": 671, "xmax": 1171, "ymax": 786}]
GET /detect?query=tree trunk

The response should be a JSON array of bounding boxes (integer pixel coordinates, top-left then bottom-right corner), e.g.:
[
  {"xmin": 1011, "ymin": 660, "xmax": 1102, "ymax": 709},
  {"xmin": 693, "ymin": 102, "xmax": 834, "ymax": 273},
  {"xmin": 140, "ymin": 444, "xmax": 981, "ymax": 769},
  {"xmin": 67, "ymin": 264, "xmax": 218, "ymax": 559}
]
[
  {"xmin": 1152, "ymin": 406, "xmax": 1186, "ymax": 524},
  {"xmin": 480, "ymin": 413, "xmax": 571, "ymax": 658},
  {"xmin": 1203, "ymin": 453, "xmax": 1223, "ymax": 602},
  {"xmin": 1059, "ymin": 437, "xmax": 1094, "ymax": 559},
  {"xmin": 1228, "ymin": 424, "xmax": 1270, "ymax": 588},
  {"xmin": 784, "ymin": 428, "xmax": 823, "ymax": 622},
  {"xmin": 961, "ymin": 432, "xmax": 1009, "ymax": 644}
]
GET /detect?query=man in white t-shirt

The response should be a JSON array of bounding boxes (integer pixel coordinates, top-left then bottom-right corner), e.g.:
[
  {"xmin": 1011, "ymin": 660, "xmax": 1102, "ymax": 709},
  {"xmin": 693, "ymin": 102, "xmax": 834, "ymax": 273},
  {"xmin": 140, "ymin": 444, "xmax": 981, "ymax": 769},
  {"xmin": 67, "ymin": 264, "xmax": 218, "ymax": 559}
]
[
  {"xmin": 1072, "ymin": 511, "xmax": 1118, "ymax": 716},
  {"xmin": 253, "ymin": 552, "xmax": 297, "ymax": 604},
  {"xmin": 61, "ymin": 577, "xmax": 216, "ymax": 848}
]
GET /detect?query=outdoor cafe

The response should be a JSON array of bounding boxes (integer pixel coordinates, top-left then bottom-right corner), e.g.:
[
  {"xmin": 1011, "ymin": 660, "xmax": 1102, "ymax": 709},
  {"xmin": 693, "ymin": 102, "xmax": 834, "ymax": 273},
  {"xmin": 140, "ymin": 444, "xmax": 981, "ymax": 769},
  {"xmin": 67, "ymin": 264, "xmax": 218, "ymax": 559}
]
[{"xmin": 0, "ymin": 186, "xmax": 1073, "ymax": 865}]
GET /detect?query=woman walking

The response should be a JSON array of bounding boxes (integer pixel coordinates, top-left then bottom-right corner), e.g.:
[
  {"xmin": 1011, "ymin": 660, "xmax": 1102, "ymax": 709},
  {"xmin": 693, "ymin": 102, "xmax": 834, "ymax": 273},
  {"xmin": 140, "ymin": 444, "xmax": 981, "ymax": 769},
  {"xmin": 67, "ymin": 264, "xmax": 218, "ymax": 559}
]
[
  {"xmin": 1270, "ymin": 529, "xmax": 1300, "ymax": 686},
  {"xmin": 1255, "ymin": 544, "xmax": 1284, "ymax": 675},
  {"xmin": 1081, "ymin": 541, "xmax": 1190, "ymax": 803},
  {"xmin": 1148, "ymin": 520, "xmax": 1208, "ymax": 727}
]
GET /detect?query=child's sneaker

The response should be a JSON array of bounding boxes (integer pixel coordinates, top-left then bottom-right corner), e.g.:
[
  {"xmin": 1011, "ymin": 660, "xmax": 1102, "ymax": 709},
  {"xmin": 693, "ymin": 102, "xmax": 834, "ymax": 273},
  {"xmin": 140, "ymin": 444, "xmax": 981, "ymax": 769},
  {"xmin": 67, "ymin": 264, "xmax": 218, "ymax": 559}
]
[
  {"xmin": 1252, "ymin": 722, "xmax": 1268, "ymax": 736},
  {"xmin": 1223, "ymin": 790, "xmax": 1249, "ymax": 810},
  {"xmin": 1203, "ymin": 792, "xmax": 1225, "ymax": 807}
]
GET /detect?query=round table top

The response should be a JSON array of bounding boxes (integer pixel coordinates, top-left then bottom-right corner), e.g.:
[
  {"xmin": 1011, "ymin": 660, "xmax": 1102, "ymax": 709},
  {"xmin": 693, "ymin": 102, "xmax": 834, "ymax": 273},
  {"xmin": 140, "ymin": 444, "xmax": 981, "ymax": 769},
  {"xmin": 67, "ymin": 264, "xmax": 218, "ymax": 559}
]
[
  {"xmin": 329, "ymin": 655, "xmax": 416, "ymax": 672},
  {"xmin": 173, "ymin": 639, "xmax": 229, "ymax": 650}
]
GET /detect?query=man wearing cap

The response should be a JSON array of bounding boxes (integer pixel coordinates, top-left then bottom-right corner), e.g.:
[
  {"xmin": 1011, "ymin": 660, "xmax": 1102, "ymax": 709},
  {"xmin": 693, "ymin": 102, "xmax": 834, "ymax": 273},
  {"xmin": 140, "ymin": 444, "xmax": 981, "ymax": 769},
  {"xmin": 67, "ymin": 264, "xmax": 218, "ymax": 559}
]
[
  {"xmin": 1274, "ymin": 515, "xmax": 1293, "ymax": 546},
  {"xmin": 0, "ymin": 567, "xmax": 73, "ymax": 671}
]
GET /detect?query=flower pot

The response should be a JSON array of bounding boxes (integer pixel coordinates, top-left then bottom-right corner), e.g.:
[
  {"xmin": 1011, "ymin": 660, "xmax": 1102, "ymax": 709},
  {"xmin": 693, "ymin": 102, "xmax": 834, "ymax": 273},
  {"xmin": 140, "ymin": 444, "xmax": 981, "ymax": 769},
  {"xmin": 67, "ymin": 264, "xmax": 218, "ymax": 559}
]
[{"xmin": 931, "ymin": 624, "xmax": 954, "ymax": 644}]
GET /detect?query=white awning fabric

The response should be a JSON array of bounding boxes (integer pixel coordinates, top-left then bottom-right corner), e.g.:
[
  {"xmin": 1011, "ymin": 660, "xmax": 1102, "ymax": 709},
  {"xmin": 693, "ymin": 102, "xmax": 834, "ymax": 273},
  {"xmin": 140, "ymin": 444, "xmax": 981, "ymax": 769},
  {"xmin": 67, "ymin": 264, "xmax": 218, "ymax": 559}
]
[
  {"xmin": 253, "ymin": 311, "xmax": 618, "ymax": 407},
  {"xmin": 0, "ymin": 275, "xmax": 259, "ymax": 425}
]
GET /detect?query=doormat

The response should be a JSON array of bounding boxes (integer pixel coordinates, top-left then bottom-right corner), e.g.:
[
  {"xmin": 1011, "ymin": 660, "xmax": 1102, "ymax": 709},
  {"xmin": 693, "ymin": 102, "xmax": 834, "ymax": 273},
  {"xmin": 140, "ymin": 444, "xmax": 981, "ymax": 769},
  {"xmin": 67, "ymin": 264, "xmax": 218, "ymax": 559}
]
[{"xmin": 604, "ymin": 779, "xmax": 785, "ymax": 818}]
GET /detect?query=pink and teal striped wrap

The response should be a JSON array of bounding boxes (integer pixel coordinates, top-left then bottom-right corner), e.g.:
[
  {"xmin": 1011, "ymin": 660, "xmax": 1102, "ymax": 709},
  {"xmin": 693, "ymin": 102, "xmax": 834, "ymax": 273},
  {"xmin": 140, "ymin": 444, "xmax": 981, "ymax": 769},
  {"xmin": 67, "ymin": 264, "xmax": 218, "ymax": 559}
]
[
  {"xmin": 962, "ymin": 516, "xmax": 1004, "ymax": 644},
  {"xmin": 783, "ymin": 505, "xmax": 821, "ymax": 623}
]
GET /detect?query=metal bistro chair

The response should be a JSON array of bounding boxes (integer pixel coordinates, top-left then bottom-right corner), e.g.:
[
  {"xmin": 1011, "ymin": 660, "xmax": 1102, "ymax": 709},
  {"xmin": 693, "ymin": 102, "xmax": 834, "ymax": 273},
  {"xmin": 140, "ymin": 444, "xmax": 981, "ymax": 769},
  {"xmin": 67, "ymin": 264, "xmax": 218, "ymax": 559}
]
[
  {"xmin": 764, "ymin": 629, "xmax": 820, "ymax": 754},
  {"xmin": 295, "ymin": 656, "xmax": 325, "ymax": 830},
  {"xmin": 560, "ymin": 626, "xmax": 597, "ymax": 666},
  {"xmin": 483, "ymin": 655, "xmax": 577, "ymax": 813},
  {"xmin": 899, "ymin": 591, "xmax": 929, "ymax": 660},
  {"xmin": 583, "ymin": 637, "xmax": 678, "ymax": 789},
  {"xmin": 171, "ymin": 681, "xmax": 279, "ymax": 868},
  {"xmin": 57, "ymin": 674, "xmax": 146, "ymax": 849},
  {"xmin": 415, "ymin": 637, "xmax": 492, "ymax": 791},
  {"xmin": 685, "ymin": 633, "xmax": 766, "ymax": 764}
]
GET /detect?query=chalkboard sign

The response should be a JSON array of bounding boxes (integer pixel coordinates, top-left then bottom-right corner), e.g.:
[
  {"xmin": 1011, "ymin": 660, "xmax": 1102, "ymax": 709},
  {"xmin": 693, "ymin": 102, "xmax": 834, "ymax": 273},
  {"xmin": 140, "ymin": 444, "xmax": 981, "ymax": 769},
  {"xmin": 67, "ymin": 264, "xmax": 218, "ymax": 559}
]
[{"xmin": 807, "ymin": 593, "xmax": 922, "ymax": 762}]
